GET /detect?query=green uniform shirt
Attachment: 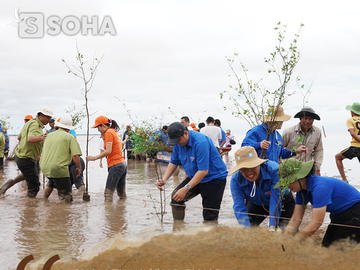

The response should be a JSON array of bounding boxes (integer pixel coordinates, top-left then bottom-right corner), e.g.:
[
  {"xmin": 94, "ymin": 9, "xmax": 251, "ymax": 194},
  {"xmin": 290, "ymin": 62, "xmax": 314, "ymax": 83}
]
[
  {"xmin": 40, "ymin": 128, "xmax": 82, "ymax": 178},
  {"xmin": 15, "ymin": 117, "xmax": 45, "ymax": 159},
  {"xmin": 0, "ymin": 132, "xmax": 5, "ymax": 158}
]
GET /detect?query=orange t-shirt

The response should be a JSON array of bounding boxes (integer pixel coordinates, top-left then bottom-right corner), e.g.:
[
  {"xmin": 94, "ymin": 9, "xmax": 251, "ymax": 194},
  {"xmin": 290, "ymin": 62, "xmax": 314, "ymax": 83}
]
[{"xmin": 104, "ymin": 128, "xmax": 125, "ymax": 167}]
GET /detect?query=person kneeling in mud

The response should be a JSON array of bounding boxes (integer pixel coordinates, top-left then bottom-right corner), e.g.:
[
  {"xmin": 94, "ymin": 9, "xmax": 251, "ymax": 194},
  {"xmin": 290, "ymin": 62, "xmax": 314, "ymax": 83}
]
[
  {"xmin": 229, "ymin": 146, "xmax": 295, "ymax": 230},
  {"xmin": 157, "ymin": 122, "xmax": 228, "ymax": 222},
  {"xmin": 40, "ymin": 117, "xmax": 82, "ymax": 203},
  {"xmin": 276, "ymin": 158, "xmax": 360, "ymax": 247}
]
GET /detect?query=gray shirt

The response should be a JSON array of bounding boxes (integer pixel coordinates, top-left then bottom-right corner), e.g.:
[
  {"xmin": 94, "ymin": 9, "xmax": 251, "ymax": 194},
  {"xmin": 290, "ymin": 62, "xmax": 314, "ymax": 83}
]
[{"xmin": 282, "ymin": 122, "xmax": 324, "ymax": 171}]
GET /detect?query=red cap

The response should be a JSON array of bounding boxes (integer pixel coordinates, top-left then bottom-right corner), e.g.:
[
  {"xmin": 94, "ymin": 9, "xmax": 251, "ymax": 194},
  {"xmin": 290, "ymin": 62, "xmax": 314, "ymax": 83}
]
[{"xmin": 24, "ymin": 115, "xmax": 33, "ymax": 120}]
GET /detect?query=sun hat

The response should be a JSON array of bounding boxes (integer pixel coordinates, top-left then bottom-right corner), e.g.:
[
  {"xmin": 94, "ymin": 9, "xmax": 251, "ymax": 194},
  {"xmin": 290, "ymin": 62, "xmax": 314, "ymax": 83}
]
[
  {"xmin": 273, "ymin": 158, "xmax": 314, "ymax": 189},
  {"xmin": 346, "ymin": 102, "xmax": 360, "ymax": 115},
  {"xmin": 55, "ymin": 116, "xmax": 74, "ymax": 130},
  {"xmin": 263, "ymin": 106, "xmax": 291, "ymax": 122},
  {"xmin": 24, "ymin": 115, "xmax": 33, "ymax": 120},
  {"xmin": 228, "ymin": 146, "xmax": 268, "ymax": 175},
  {"xmin": 37, "ymin": 107, "xmax": 53, "ymax": 117},
  {"xmin": 91, "ymin": 115, "xmax": 111, "ymax": 128},
  {"xmin": 294, "ymin": 106, "xmax": 320, "ymax": 120},
  {"xmin": 167, "ymin": 122, "xmax": 186, "ymax": 146}
]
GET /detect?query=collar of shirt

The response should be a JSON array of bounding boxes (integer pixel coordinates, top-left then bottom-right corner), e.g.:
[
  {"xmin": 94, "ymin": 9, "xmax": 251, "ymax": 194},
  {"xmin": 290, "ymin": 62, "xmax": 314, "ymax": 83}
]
[
  {"xmin": 295, "ymin": 122, "xmax": 315, "ymax": 135},
  {"xmin": 35, "ymin": 117, "xmax": 45, "ymax": 129}
]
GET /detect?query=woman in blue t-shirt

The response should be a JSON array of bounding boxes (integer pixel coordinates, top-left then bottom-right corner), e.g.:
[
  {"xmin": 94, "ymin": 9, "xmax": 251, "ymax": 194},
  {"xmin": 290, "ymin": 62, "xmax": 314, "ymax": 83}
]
[{"xmin": 275, "ymin": 158, "xmax": 360, "ymax": 247}]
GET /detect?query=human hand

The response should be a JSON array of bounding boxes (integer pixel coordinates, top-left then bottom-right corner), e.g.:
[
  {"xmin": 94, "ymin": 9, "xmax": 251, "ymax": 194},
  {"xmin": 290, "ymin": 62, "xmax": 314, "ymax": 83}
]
[
  {"xmin": 295, "ymin": 145, "xmax": 307, "ymax": 154},
  {"xmin": 172, "ymin": 187, "xmax": 187, "ymax": 202},
  {"xmin": 75, "ymin": 167, "xmax": 81, "ymax": 178},
  {"xmin": 260, "ymin": 140, "xmax": 271, "ymax": 149},
  {"xmin": 157, "ymin": 179, "xmax": 166, "ymax": 190},
  {"xmin": 86, "ymin": 156, "xmax": 96, "ymax": 162}
]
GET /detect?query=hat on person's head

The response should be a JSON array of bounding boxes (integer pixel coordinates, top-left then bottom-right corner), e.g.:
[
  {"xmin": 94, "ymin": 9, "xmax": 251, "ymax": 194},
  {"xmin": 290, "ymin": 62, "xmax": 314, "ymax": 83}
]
[
  {"xmin": 273, "ymin": 158, "xmax": 314, "ymax": 189},
  {"xmin": 229, "ymin": 146, "xmax": 268, "ymax": 175},
  {"xmin": 346, "ymin": 102, "xmax": 360, "ymax": 115},
  {"xmin": 49, "ymin": 118, "xmax": 55, "ymax": 123},
  {"xmin": 167, "ymin": 122, "xmax": 186, "ymax": 146},
  {"xmin": 55, "ymin": 116, "xmax": 74, "ymax": 130},
  {"xmin": 37, "ymin": 107, "xmax": 53, "ymax": 117},
  {"xmin": 91, "ymin": 115, "xmax": 110, "ymax": 128},
  {"xmin": 263, "ymin": 106, "xmax": 291, "ymax": 122},
  {"xmin": 2, "ymin": 127, "xmax": 7, "ymax": 133},
  {"xmin": 68, "ymin": 129, "xmax": 77, "ymax": 138},
  {"xmin": 190, "ymin": 123, "xmax": 196, "ymax": 128},
  {"xmin": 294, "ymin": 107, "xmax": 320, "ymax": 120},
  {"xmin": 24, "ymin": 115, "xmax": 33, "ymax": 120}
]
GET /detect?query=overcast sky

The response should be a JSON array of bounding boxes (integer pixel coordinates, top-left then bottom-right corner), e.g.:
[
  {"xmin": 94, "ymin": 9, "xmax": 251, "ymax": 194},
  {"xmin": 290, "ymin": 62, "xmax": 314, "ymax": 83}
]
[{"xmin": 0, "ymin": 0, "xmax": 359, "ymax": 135}]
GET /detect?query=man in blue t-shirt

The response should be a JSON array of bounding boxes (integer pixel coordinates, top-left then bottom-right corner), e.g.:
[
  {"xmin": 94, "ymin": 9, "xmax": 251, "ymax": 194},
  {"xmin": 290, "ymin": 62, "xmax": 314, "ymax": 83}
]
[{"xmin": 157, "ymin": 122, "xmax": 228, "ymax": 221}]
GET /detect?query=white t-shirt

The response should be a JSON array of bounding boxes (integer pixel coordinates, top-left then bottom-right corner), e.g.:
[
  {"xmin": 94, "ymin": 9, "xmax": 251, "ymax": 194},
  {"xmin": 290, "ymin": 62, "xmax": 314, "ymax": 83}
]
[
  {"xmin": 98, "ymin": 137, "xmax": 105, "ymax": 151},
  {"xmin": 200, "ymin": 126, "xmax": 221, "ymax": 147}
]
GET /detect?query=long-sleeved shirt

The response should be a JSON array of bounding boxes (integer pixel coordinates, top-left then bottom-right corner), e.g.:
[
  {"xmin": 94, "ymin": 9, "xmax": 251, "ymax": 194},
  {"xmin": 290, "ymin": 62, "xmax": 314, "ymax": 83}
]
[
  {"xmin": 282, "ymin": 123, "xmax": 323, "ymax": 171},
  {"xmin": 230, "ymin": 161, "xmax": 282, "ymax": 227},
  {"xmin": 241, "ymin": 123, "xmax": 293, "ymax": 162}
]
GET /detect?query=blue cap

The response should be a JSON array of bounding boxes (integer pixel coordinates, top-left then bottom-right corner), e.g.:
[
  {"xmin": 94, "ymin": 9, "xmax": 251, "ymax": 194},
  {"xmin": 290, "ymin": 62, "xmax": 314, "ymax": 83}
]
[{"xmin": 68, "ymin": 130, "xmax": 77, "ymax": 138}]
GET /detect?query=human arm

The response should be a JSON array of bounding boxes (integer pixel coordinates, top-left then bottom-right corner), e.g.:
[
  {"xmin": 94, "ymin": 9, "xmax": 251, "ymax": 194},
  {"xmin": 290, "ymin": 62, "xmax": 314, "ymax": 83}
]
[
  {"xmin": 72, "ymin": 155, "xmax": 82, "ymax": 177},
  {"xmin": 87, "ymin": 142, "xmax": 112, "ymax": 161},
  {"xmin": 285, "ymin": 204, "xmax": 306, "ymax": 234},
  {"xmin": 157, "ymin": 163, "xmax": 179, "ymax": 190},
  {"xmin": 349, "ymin": 128, "xmax": 360, "ymax": 143},
  {"xmin": 241, "ymin": 126, "xmax": 264, "ymax": 151},
  {"xmin": 230, "ymin": 173, "xmax": 251, "ymax": 227},
  {"xmin": 295, "ymin": 206, "xmax": 326, "ymax": 239},
  {"xmin": 172, "ymin": 170, "xmax": 208, "ymax": 201}
]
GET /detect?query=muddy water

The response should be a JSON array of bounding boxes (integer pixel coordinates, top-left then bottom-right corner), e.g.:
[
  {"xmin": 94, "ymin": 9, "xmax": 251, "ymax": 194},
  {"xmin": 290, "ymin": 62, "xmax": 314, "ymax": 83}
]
[{"xmin": 0, "ymin": 134, "xmax": 359, "ymax": 270}]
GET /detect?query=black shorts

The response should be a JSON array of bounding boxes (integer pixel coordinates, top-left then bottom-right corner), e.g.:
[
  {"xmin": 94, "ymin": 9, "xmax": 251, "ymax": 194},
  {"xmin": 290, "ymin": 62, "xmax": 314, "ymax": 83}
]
[
  {"xmin": 341, "ymin": 146, "xmax": 360, "ymax": 162},
  {"xmin": 47, "ymin": 177, "xmax": 72, "ymax": 197}
]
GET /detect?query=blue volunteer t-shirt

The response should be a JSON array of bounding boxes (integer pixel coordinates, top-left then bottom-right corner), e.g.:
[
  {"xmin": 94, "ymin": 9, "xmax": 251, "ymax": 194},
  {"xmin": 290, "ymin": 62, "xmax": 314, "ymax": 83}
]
[
  {"xmin": 170, "ymin": 130, "xmax": 228, "ymax": 183},
  {"xmin": 241, "ymin": 123, "xmax": 294, "ymax": 162},
  {"xmin": 296, "ymin": 174, "xmax": 360, "ymax": 215},
  {"xmin": 230, "ymin": 160, "xmax": 282, "ymax": 227}
]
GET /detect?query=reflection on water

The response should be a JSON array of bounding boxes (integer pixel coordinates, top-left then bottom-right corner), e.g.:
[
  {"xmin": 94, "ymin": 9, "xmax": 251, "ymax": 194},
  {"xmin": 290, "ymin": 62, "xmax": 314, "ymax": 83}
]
[
  {"xmin": 1, "ymin": 134, "xmax": 360, "ymax": 269},
  {"xmin": 0, "ymin": 136, "xmax": 236, "ymax": 270}
]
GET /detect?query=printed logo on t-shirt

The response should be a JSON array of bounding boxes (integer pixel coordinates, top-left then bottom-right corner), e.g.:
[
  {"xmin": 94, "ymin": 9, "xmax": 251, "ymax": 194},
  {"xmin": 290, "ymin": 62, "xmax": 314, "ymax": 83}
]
[{"xmin": 190, "ymin": 156, "xmax": 195, "ymax": 162}]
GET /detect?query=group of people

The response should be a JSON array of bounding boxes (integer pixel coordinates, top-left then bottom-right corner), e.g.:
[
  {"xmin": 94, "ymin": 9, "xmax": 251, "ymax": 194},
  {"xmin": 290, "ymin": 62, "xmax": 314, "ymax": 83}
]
[
  {"xmin": 0, "ymin": 109, "xmax": 127, "ymax": 203},
  {"xmin": 158, "ymin": 103, "xmax": 360, "ymax": 247},
  {"xmin": 1, "ymin": 102, "xmax": 360, "ymax": 247}
]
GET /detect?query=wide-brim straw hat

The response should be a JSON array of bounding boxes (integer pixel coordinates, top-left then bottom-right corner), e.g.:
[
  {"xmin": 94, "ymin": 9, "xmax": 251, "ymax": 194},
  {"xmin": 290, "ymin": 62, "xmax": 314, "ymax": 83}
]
[
  {"xmin": 55, "ymin": 116, "xmax": 74, "ymax": 130},
  {"xmin": 273, "ymin": 158, "xmax": 314, "ymax": 189},
  {"xmin": 228, "ymin": 146, "xmax": 268, "ymax": 175},
  {"xmin": 263, "ymin": 106, "xmax": 291, "ymax": 122},
  {"xmin": 294, "ymin": 106, "xmax": 320, "ymax": 120}
]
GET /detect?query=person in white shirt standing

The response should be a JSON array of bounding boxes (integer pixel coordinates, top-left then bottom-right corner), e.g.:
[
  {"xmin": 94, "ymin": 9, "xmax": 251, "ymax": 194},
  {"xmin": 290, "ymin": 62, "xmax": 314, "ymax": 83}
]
[{"xmin": 200, "ymin": 116, "xmax": 221, "ymax": 153}]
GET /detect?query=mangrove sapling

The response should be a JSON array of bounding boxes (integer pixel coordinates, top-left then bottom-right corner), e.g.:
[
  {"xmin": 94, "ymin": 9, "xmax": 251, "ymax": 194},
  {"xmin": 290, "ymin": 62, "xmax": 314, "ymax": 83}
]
[
  {"xmin": 117, "ymin": 99, "xmax": 172, "ymax": 222},
  {"xmin": 221, "ymin": 22, "xmax": 304, "ymax": 159},
  {"xmin": 62, "ymin": 41, "xmax": 104, "ymax": 202}
]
